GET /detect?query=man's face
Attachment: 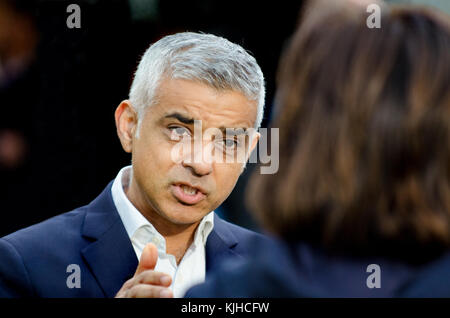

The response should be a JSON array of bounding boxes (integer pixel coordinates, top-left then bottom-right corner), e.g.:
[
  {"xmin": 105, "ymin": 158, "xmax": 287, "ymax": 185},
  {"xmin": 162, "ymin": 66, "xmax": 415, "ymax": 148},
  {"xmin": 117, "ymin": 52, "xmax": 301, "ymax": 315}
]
[{"xmin": 118, "ymin": 78, "xmax": 259, "ymax": 226}]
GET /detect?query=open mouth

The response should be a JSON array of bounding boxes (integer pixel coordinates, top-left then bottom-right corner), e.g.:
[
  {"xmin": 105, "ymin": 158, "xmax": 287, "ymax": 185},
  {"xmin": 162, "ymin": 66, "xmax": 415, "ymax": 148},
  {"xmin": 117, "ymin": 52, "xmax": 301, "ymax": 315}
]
[{"xmin": 171, "ymin": 183, "xmax": 206, "ymax": 205}]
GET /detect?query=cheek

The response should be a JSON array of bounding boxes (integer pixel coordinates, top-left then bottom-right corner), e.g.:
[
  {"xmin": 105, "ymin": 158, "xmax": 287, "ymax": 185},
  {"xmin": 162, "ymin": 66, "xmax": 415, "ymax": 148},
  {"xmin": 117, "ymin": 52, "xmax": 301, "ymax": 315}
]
[
  {"xmin": 213, "ymin": 164, "xmax": 243, "ymax": 195},
  {"xmin": 132, "ymin": 134, "xmax": 174, "ymax": 184}
]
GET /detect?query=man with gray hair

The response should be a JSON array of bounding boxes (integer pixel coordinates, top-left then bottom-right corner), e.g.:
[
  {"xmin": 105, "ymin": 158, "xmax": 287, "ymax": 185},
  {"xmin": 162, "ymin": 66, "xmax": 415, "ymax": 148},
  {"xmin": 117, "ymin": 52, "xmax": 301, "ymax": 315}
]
[{"xmin": 0, "ymin": 32, "xmax": 267, "ymax": 298}]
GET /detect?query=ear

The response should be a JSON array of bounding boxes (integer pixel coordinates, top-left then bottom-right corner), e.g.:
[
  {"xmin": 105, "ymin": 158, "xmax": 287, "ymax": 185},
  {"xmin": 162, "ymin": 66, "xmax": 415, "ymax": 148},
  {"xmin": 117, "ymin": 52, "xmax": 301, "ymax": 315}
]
[
  {"xmin": 248, "ymin": 130, "xmax": 260, "ymax": 156},
  {"xmin": 240, "ymin": 131, "xmax": 260, "ymax": 174},
  {"xmin": 115, "ymin": 100, "xmax": 138, "ymax": 153},
  {"xmin": 249, "ymin": 131, "xmax": 260, "ymax": 153}
]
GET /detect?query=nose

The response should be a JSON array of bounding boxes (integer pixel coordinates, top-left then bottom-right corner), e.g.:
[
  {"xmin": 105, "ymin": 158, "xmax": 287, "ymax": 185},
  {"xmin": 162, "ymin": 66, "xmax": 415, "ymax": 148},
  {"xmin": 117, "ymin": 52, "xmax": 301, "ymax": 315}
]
[{"xmin": 181, "ymin": 141, "xmax": 214, "ymax": 177}]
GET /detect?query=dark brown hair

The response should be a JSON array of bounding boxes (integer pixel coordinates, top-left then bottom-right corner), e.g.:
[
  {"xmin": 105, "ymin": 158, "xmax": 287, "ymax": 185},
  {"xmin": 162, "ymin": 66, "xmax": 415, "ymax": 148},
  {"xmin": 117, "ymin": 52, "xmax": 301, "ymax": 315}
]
[{"xmin": 247, "ymin": 4, "xmax": 450, "ymax": 264}]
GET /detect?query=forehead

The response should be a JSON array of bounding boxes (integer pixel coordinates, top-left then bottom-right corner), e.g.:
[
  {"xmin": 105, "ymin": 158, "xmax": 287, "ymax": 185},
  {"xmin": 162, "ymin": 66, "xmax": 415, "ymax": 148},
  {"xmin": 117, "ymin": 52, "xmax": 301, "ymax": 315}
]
[{"xmin": 148, "ymin": 78, "xmax": 257, "ymax": 129}]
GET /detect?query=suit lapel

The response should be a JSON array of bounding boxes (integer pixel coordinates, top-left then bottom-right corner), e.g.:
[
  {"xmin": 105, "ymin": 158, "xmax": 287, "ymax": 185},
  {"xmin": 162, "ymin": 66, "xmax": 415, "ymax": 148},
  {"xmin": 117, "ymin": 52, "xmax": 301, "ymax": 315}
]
[
  {"xmin": 80, "ymin": 182, "xmax": 138, "ymax": 298},
  {"xmin": 79, "ymin": 185, "xmax": 245, "ymax": 296},
  {"xmin": 205, "ymin": 214, "xmax": 243, "ymax": 275}
]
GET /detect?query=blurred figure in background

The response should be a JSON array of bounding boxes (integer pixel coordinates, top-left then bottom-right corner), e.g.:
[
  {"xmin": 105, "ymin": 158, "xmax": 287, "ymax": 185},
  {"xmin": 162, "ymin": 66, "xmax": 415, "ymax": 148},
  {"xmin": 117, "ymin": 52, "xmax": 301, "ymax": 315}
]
[
  {"xmin": 187, "ymin": 1, "xmax": 450, "ymax": 297},
  {"xmin": 0, "ymin": 0, "xmax": 39, "ymax": 234},
  {"xmin": 0, "ymin": 0, "xmax": 133, "ymax": 237}
]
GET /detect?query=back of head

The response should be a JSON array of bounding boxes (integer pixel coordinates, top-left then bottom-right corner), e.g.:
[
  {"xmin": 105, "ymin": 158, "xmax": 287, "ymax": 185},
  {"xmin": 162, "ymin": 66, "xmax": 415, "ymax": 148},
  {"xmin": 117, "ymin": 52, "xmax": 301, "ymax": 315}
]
[{"xmin": 248, "ymin": 3, "xmax": 450, "ymax": 264}]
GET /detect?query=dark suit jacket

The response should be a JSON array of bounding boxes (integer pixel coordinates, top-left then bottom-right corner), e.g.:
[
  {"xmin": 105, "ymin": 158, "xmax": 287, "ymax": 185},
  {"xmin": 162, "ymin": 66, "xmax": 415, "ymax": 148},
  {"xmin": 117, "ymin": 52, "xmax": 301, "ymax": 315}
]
[
  {"xmin": 0, "ymin": 182, "xmax": 264, "ymax": 298},
  {"xmin": 186, "ymin": 237, "xmax": 450, "ymax": 297}
]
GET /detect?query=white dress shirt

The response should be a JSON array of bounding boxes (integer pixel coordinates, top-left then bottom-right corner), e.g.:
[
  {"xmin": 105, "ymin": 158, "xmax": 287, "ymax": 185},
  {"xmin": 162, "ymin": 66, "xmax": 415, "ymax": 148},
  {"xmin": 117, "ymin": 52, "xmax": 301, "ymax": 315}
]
[{"xmin": 111, "ymin": 166, "xmax": 214, "ymax": 298}]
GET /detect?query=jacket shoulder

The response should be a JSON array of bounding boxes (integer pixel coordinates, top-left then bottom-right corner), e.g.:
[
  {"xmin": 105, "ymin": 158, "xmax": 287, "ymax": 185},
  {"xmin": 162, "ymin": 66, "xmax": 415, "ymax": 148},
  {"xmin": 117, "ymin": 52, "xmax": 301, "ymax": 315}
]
[
  {"xmin": 0, "ymin": 238, "xmax": 35, "ymax": 297},
  {"xmin": 187, "ymin": 238, "xmax": 309, "ymax": 298},
  {"xmin": 0, "ymin": 207, "xmax": 89, "ymax": 297},
  {"xmin": 215, "ymin": 217, "xmax": 266, "ymax": 242},
  {"xmin": 398, "ymin": 252, "xmax": 450, "ymax": 297},
  {"xmin": 2, "ymin": 207, "xmax": 88, "ymax": 251}
]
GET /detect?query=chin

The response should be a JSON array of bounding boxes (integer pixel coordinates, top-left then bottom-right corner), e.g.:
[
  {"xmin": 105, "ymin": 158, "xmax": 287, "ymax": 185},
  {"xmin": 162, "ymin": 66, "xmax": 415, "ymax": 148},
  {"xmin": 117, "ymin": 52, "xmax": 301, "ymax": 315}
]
[{"xmin": 165, "ymin": 203, "xmax": 210, "ymax": 225}]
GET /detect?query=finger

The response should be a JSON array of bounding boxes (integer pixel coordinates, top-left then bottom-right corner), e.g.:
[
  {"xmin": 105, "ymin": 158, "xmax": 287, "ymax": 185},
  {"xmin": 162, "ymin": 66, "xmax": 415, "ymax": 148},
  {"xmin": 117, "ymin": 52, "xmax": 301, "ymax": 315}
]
[
  {"xmin": 136, "ymin": 270, "xmax": 172, "ymax": 287},
  {"xmin": 115, "ymin": 278, "xmax": 134, "ymax": 297},
  {"xmin": 135, "ymin": 243, "xmax": 158, "ymax": 275},
  {"xmin": 125, "ymin": 285, "xmax": 173, "ymax": 298},
  {"xmin": 114, "ymin": 270, "xmax": 171, "ymax": 298}
]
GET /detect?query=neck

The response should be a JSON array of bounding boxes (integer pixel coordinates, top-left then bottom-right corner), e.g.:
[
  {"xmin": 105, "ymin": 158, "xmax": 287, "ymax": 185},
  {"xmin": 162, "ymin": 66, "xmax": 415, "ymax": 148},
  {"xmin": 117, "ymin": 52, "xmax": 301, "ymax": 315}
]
[{"xmin": 126, "ymin": 176, "xmax": 200, "ymax": 263}]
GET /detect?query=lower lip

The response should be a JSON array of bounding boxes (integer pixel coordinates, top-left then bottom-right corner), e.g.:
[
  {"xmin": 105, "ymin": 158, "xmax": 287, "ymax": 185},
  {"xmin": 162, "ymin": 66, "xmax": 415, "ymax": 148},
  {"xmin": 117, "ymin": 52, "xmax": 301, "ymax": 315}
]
[{"xmin": 171, "ymin": 184, "xmax": 206, "ymax": 205}]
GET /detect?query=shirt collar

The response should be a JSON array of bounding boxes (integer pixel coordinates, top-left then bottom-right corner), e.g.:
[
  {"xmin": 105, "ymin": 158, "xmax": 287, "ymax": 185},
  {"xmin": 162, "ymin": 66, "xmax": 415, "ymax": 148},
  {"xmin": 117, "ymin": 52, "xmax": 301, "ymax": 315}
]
[
  {"xmin": 111, "ymin": 166, "xmax": 215, "ymax": 250},
  {"xmin": 111, "ymin": 166, "xmax": 150, "ymax": 239},
  {"xmin": 195, "ymin": 209, "xmax": 214, "ymax": 246}
]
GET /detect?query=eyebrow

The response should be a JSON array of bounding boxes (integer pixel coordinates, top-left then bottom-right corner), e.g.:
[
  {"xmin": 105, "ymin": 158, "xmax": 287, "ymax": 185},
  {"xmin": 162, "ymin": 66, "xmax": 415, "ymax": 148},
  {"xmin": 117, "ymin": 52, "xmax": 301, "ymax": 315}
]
[
  {"xmin": 219, "ymin": 127, "xmax": 249, "ymax": 136},
  {"xmin": 164, "ymin": 112, "xmax": 250, "ymax": 135},
  {"xmin": 164, "ymin": 113, "xmax": 195, "ymax": 125}
]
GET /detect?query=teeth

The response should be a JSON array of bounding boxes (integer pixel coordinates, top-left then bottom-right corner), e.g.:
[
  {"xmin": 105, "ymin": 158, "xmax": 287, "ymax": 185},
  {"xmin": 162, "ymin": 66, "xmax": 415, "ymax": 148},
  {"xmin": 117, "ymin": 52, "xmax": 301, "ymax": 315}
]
[{"xmin": 182, "ymin": 185, "xmax": 197, "ymax": 195}]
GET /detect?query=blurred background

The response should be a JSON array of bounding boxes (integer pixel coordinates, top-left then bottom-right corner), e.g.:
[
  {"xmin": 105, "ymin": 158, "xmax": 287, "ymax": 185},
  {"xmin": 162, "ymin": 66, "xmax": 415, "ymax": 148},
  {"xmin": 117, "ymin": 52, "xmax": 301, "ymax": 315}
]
[{"xmin": 0, "ymin": 0, "xmax": 449, "ymax": 237}]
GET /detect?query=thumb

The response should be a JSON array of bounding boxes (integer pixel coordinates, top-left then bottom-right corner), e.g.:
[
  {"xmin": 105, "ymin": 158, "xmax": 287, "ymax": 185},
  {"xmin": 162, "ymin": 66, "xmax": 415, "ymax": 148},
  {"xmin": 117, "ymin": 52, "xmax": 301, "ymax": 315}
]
[{"xmin": 135, "ymin": 243, "xmax": 158, "ymax": 276}]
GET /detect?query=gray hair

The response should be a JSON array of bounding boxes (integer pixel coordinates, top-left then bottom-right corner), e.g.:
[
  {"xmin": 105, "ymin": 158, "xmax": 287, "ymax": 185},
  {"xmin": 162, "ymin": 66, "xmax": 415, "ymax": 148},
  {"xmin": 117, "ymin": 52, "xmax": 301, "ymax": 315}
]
[{"xmin": 129, "ymin": 32, "xmax": 265, "ymax": 134}]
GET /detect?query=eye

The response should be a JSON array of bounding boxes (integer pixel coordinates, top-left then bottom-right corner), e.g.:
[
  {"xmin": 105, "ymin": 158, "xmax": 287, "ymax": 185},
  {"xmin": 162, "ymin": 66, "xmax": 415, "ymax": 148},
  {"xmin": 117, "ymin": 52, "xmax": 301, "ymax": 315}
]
[
  {"xmin": 224, "ymin": 139, "xmax": 237, "ymax": 148},
  {"xmin": 169, "ymin": 126, "xmax": 190, "ymax": 140},
  {"xmin": 217, "ymin": 138, "xmax": 238, "ymax": 150}
]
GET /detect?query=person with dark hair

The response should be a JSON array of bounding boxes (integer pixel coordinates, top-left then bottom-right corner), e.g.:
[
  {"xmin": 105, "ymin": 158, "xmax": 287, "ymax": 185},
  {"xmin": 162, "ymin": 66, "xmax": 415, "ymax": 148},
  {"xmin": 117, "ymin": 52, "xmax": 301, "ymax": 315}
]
[{"xmin": 186, "ymin": 2, "xmax": 450, "ymax": 297}]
